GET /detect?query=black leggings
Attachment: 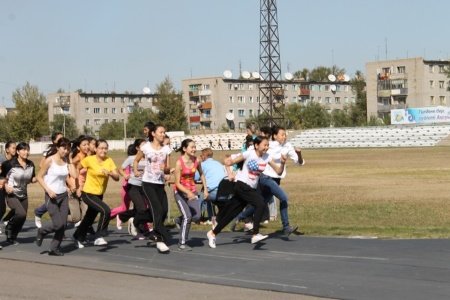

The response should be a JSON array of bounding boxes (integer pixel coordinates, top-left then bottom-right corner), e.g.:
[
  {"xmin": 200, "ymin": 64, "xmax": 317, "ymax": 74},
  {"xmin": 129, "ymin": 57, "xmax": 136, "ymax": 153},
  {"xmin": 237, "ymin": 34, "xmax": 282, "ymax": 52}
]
[
  {"xmin": 74, "ymin": 192, "xmax": 110, "ymax": 240},
  {"xmin": 142, "ymin": 182, "xmax": 169, "ymax": 243}
]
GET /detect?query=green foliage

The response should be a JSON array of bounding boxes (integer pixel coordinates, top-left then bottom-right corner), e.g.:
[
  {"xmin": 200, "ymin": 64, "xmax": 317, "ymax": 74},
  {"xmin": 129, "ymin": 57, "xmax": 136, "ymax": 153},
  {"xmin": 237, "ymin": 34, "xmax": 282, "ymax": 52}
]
[
  {"xmin": 50, "ymin": 114, "xmax": 79, "ymax": 140},
  {"xmin": 285, "ymin": 103, "xmax": 303, "ymax": 129},
  {"xmin": 2, "ymin": 82, "xmax": 49, "ymax": 142},
  {"xmin": 127, "ymin": 107, "xmax": 157, "ymax": 139},
  {"xmin": 299, "ymin": 102, "xmax": 331, "ymax": 128},
  {"xmin": 331, "ymin": 109, "xmax": 353, "ymax": 127},
  {"xmin": 0, "ymin": 114, "xmax": 15, "ymax": 142},
  {"xmin": 153, "ymin": 77, "xmax": 188, "ymax": 132},
  {"xmin": 98, "ymin": 121, "xmax": 124, "ymax": 140}
]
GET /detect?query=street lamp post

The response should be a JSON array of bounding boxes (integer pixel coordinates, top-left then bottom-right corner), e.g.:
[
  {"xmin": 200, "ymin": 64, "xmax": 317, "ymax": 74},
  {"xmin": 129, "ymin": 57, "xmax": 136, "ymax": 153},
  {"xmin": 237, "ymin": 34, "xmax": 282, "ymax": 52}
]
[{"xmin": 57, "ymin": 95, "xmax": 71, "ymax": 137}]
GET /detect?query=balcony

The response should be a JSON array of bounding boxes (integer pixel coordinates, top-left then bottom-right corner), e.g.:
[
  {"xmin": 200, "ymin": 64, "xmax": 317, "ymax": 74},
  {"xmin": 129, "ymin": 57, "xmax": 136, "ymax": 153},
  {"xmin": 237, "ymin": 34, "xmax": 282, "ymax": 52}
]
[
  {"xmin": 200, "ymin": 115, "xmax": 212, "ymax": 122},
  {"xmin": 189, "ymin": 91, "xmax": 199, "ymax": 97},
  {"xmin": 198, "ymin": 102, "xmax": 212, "ymax": 110},
  {"xmin": 190, "ymin": 116, "xmax": 200, "ymax": 122},
  {"xmin": 199, "ymin": 90, "xmax": 212, "ymax": 96},
  {"xmin": 299, "ymin": 88, "xmax": 310, "ymax": 96}
]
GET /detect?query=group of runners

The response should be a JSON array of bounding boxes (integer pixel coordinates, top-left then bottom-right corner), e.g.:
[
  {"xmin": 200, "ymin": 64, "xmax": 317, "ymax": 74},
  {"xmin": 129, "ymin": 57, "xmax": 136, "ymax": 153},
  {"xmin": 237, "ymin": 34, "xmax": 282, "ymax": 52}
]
[{"xmin": 0, "ymin": 121, "xmax": 304, "ymax": 255}]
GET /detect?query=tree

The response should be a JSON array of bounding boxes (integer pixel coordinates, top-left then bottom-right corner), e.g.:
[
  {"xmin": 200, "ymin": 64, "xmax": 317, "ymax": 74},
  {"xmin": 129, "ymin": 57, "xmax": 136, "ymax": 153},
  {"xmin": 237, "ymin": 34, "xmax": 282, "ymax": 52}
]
[
  {"xmin": 331, "ymin": 109, "xmax": 352, "ymax": 127},
  {"xmin": 0, "ymin": 114, "xmax": 15, "ymax": 142},
  {"xmin": 126, "ymin": 107, "xmax": 157, "ymax": 139},
  {"xmin": 154, "ymin": 77, "xmax": 188, "ymax": 132},
  {"xmin": 50, "ymin": 114, "xmax": 79, "ymax": 140},
  {"xmin": 285, "ymin": 103, "xmax": 303, "ymax": 129},
  {"xmin": 98, "ymin": 121, "xmax": 124, "ymax": 140},
  {"xmin": 294, "ymin": 68, "xmax": 310, "ymax": 81},
  {"xmin": 8, "ymin": 82, "xmax": 49, "ymax": 141},
  {"xmin": 299, "ymin": 102, "xmax": 331, "ymax": 128},
  {"xmin": 350, "ymin": 70, "xmax": 367, "ymax": 125}
]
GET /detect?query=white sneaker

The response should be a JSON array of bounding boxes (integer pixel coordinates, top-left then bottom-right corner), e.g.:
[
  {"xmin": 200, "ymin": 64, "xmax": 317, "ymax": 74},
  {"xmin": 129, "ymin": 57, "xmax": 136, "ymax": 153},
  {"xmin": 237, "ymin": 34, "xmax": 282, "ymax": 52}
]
[
  {"xmin": 3, "ymin": 221, "xmax": 8, "ymax": 226},
  {"xmin": 156, "ymin": 242, "xmax": 170, "ymax": 253},
  {"xmin": 251, "ymin": 233, "xmax": 269, "ymax": 244},
  {"xmin": 128, "ymin": 218, "xmax": 137, "ymax": 236},
  {"xmin": 243, "ymin": 222, "xmax": 254, "ymax": 232},
  {"xmin": 72, "ymin": 235, "xmax": 85, "ymax": 249},
  {"xmin": 94, "ymin": 237, "xmax": 108, "ymax": 246},
  {"xmin": 74, "ymin": 220, "xmax": 82, "ymax": 227},
  {"xmin": 116, "ymin": 215, "xmax": 122, "ymax": 230},
  {"xmin": 207, "ymin": 230, "xmax": 216, "ymax": 248},
  {"xmin": 35, "ymin": 216, "xmax": 42, "ymax": 229}
]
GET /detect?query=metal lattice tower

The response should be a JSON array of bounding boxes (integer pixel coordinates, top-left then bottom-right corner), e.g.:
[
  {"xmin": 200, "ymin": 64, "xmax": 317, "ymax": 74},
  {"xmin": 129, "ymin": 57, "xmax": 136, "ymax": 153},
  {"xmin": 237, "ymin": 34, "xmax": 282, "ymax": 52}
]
[{"xmin": 259, "ymin": 0, "xmax": 285, "ymax": 126}]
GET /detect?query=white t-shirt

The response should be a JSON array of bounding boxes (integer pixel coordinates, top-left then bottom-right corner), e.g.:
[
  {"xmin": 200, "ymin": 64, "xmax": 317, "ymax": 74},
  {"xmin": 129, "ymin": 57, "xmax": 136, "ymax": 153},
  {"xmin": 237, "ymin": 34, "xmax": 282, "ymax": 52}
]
[
  {"xmin": 233, "ymin": 149, "xmax": 271, "ymax": 189},
  {"xmin": 263, "ymin": 140, "xmax": 299, "ymax": 178},
  {"xmin": 140, "ymin": 142, "xmax": 172, "ymax": 184}
]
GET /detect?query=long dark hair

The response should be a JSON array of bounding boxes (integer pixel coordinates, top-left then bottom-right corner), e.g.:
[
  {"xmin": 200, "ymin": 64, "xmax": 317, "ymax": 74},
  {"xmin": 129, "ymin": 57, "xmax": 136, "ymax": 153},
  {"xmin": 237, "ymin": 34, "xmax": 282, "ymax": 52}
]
[
  {"xmin": 176, "ymin": 138, "xmax": 194, "ymax": 154},
  {"xmin": 148, "ymin": 124, "xmax": 164, "ymax": 142},
  {"xmin": 46, "ymin": 137, "xmax": 71, "ymax": 158},
  {"xmin": 71, "ymin": 135, "xmax": 90, "ymax": 159},
  {"xmin": 128, "ymin": 138, "xmax": 145, "ymax": 156}
]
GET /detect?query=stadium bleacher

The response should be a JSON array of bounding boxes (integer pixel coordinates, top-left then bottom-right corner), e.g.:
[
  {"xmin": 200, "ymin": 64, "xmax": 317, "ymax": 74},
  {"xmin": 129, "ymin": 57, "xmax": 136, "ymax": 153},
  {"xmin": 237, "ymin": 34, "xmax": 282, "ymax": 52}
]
[{"xmin": 288, "ymin": 124, "xmax": 450, "ymax": 148}]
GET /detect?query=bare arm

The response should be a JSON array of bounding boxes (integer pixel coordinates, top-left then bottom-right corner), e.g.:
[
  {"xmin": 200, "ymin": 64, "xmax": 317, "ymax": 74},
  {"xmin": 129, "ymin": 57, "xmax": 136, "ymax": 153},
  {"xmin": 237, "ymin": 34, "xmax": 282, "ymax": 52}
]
[
  {"xmin": 36, "ymin": 157, "xmax": 56, "ymax": 198},
  {"xmin": 133, "ymin": 150, "xmax": 144, "ymax": 177}
]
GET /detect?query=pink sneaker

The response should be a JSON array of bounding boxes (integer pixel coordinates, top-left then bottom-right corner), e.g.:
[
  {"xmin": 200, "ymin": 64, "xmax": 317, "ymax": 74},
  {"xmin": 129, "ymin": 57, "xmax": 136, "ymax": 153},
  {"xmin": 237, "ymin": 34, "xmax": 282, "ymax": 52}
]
[{"xmin": 116, "ymin": 215, "xmax": 122, "ymax": 230}]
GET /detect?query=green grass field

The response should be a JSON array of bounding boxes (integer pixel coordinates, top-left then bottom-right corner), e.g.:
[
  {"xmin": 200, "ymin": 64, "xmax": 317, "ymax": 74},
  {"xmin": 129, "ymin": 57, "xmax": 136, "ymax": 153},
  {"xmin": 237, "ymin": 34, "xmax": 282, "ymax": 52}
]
[{"xmin": 24, "ymin": 146, "xmax": 450, "ymax": 238}]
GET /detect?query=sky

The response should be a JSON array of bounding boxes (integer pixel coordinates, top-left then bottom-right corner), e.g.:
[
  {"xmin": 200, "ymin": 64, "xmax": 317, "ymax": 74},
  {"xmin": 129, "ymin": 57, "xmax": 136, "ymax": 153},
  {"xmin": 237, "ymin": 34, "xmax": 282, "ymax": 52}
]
[{"xmin": 1, "ymin": 0, "xmax": 449, "ymax": 107}]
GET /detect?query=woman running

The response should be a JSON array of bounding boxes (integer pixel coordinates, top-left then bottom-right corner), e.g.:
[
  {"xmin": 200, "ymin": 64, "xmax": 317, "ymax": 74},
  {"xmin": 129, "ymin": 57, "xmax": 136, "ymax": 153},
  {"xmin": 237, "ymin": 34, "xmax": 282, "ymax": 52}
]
[
  {"xmin": 173, "ymin": 139, "xmax": 207, "ymax": 251},
  {"xmin": 4, "ymin": 142, "xmax": 36, "ymax": 245},
  {"xmin": 0, "ymin": 141, "xmax": 17, "ymax": 225},
  {"xmin": 134, "ymin": 124, "xmax": 172, "ymax": 253},
  {"xmin": 72, "ymin": 139, "xmax": 119, "ymax": 247},
  {"xmin": 35, "ymin": 138, "xmax": 77, "ymax": 255},
  {"xmin": 206, "ymin": 135, "xmax": 286, "ymax": 248}
]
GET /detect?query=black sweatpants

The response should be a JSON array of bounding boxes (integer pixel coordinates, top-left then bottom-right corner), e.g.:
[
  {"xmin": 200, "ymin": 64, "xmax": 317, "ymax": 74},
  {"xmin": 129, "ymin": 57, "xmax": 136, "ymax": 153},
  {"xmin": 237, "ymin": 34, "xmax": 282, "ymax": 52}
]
[
  {"xmin": 142, "ymin": 182, "xmax": 169, "ymax": 243},
  {"xmin": 127, "ymin": 184, "xmax": 153, "ymax": 233},
  {"xmin": 213, "ymin": 181, "xmax": 265, "ymax": 235},
  {"xmin": 74, "ymin": 192, "xmax": 110, "ymax": 241}
]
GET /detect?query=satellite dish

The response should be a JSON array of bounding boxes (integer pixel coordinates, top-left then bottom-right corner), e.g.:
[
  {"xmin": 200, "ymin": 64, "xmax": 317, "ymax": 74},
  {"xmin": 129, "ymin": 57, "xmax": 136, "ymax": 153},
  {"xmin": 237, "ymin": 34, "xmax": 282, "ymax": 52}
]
[
  {"xmin": 251, "ymin": 71, "xmax": 260, "ymax": 79},
  {"xmin": 343, "ymin": 74, "xmax": 350, "ymax": 82},
  {"xmin": 142, "ymin": 87, "xmax": 151, "ymax": 94},
  {"xmin": 328, "ymin": 74, "xmax": 336, "ymax": 82},
  {"xmin": 337, "ymin": 74, "xmax": 345, "ymax": 81},
  {"xmin": 241, "ymin": 71, "xmax": 251, "ymax": 79},
  {"xmin": 330, "ymin": 85, "xmax": 337, "ymax": 92},
  {"xmin": 223, "ymin": 70, "xmax": 232, "ymax": 79},
  {"xmin": 225, "ymin": 112, "xmax": 235, "ymax": 121},
  {"xmin": 284, "ymin": 72, "xmax": 293, "ymax": 80}
]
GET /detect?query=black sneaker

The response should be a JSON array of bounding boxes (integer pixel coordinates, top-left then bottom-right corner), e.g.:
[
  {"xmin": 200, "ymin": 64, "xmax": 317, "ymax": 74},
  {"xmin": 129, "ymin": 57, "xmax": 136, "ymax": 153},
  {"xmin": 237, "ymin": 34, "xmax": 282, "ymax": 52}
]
[
  {"xmin": 6, "ymin": 238, "xmax": 19, "ymax": 245},
  {"xmin": 48, "ymin": 249, "xmax": 64, "ymax": 256},
  {"xmin": 35, "ymin": 230, "xmax": 44, "ymax": 247},
  {"xmin": 283, "ymin": 225, "xmax": 299, "ymax": 236}
]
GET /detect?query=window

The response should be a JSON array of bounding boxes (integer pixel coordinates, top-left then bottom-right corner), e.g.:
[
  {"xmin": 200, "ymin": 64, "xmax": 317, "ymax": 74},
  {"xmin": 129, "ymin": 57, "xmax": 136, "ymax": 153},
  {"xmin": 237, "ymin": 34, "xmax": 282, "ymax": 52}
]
[
  {"xmin": 84, "ymin": 98, "xmax": 89, "ymax": 103},
  {"xmin": 345, "ymin": 97, "xmax": 349, "ymax": 103},
  {"xmin": 104, "ymin": 97, "xmax": 108, "ymax": 103},
  {"xmin": 238, "ymin": 109, "xmax": 245, "ymax": 117},
  {"xmin": 440, "ymin": 96, "xmax": 446, "ymax": 105},
  {"xmin": 120, "ymin": 108, "xmax": 124, "ymax": 113},
  {"xmin": 85, "ymin": 108, "xmax": 90, "ymax": 114},
  {"xmin": 238, "ymin": 83, "xmax": 244, "ymax": 90},
  {"xmin": 325, "ymin": 97, "xmax": 331, "ymax": 104},
  {"xmin": 335, "ymin": 97, "xmax": 341, "ymax": 104},
  {"xmin": 104, "ymin": 108, "xmax": 108, "ymax": 114},
  {"xmin": 85, "ymin": 119, "xmax": 90, "ymax": 125},
  {"xmin": 324, "ymin": 85, "xmax": 330, "ymax": 91},
  {"xmin": 439, "ymin": 65, "xmax": 446, "ymax": 73},
  {"xmin": 429, "ymin": 65, "xmax": 435, "ymax": 73},
  {"xmin": 112, "ymin": 108, "xmax": 116, "ymax": 114},
  {"xmin": 94, "ymin": 119, "xmax": 101, "ymax": 125},
  {"xmin": 397, "ymin": 66, "xmax": 405, "ymax": 73},
  {"xmin": 112, "ymin": 119, "xmax": 116, "ymax": 122},
  {"xmin": 317, "ymin": 96, "xmax": 322, "ymax": 103},
  {"xmin": 229, "ymin": 96, "xmax": 234, "ymax": 103},
  {"xmin": 249, "ymin": 96, "xmax": 254, "ymax": 103},
  {"xmin": 104, "ymin": 119, "xmax": 109, "ymax": 124},
  {"xmin": 93, "ymin": 97, "xmax": 99, "ymax": 103},
  {"xmin": 228, "ymin": 84, "xmax": 233, "ymax": 90},
  {"xmin": 93, "ymin": 108, "xmax": 100, "ymax": 114},
  {"xmin": 439, "ymin": 81, "xmax": 445, "ymax": 89},
  {"xmin": 256, "ymin": 96, "xmax": 260, "ymax": 103},
  {"xmin": 248, "ymin": 84, "xmax": 254, "ymax": 90},
  {"xmin": 430, "ymin": 96, "xmax": 435, "ymax": 105},
  {"xmin": 237, "ymin": 96, "xmax": 245, "ymax": 103},
  {"xmin": 310, "ymin": 96, "xmax": 315, "ymax": 102},
  {"xmin": 430, "ymin": 80, "xmax": 435, "ymax": 88},
  {"xmin": 203, "ymin": 84, "xmax": 210, "ymax": 90},
  {"xmin": 111, "ymin": 97, "xmax": 116, "ymax": 103},
  {"xmin": 249, "ymin": 109, "xmax": 254, "ymax": 116}
]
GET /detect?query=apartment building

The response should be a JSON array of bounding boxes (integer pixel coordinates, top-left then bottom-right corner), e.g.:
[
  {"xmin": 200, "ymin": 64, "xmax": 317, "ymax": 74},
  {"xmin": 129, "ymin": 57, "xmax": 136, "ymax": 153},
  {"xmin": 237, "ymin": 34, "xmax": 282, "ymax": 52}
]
[
  {"xmin": 47, "ymin": 92, "xmax": 157, "ymax": 135},
  {"xmin": 366, "ymin": 57, "xmax": 450, "ymax": 120},
  {"xmin": 182, "ymin": 76, "xmax": 355, "ymax": 133}
]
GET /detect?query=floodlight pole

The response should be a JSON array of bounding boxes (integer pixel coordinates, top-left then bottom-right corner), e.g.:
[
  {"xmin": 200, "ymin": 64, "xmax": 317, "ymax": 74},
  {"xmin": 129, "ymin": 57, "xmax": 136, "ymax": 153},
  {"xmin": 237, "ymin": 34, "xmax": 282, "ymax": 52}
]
[{"xmin": 259, "ymin": 0, "xmax": 285, "ymax": 127}]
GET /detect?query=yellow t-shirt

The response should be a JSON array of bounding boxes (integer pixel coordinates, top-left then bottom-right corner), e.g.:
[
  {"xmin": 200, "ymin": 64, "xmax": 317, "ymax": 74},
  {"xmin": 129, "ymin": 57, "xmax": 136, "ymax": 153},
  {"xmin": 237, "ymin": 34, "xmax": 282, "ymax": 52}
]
[{"xmin": 81, "ymin": 155, "xmax": 117, "ymax": 195}]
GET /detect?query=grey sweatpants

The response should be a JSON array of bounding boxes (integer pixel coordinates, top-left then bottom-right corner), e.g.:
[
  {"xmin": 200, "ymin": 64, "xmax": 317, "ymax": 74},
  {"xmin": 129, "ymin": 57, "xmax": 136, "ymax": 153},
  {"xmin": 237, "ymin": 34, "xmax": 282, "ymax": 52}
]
[
  {"xmin": 174, "ymin": 192, "xmax": 201, "ymax": 245},
  {"xmin": 39, "ymin": 192, "xmax": 69, "ymax": 251}
]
